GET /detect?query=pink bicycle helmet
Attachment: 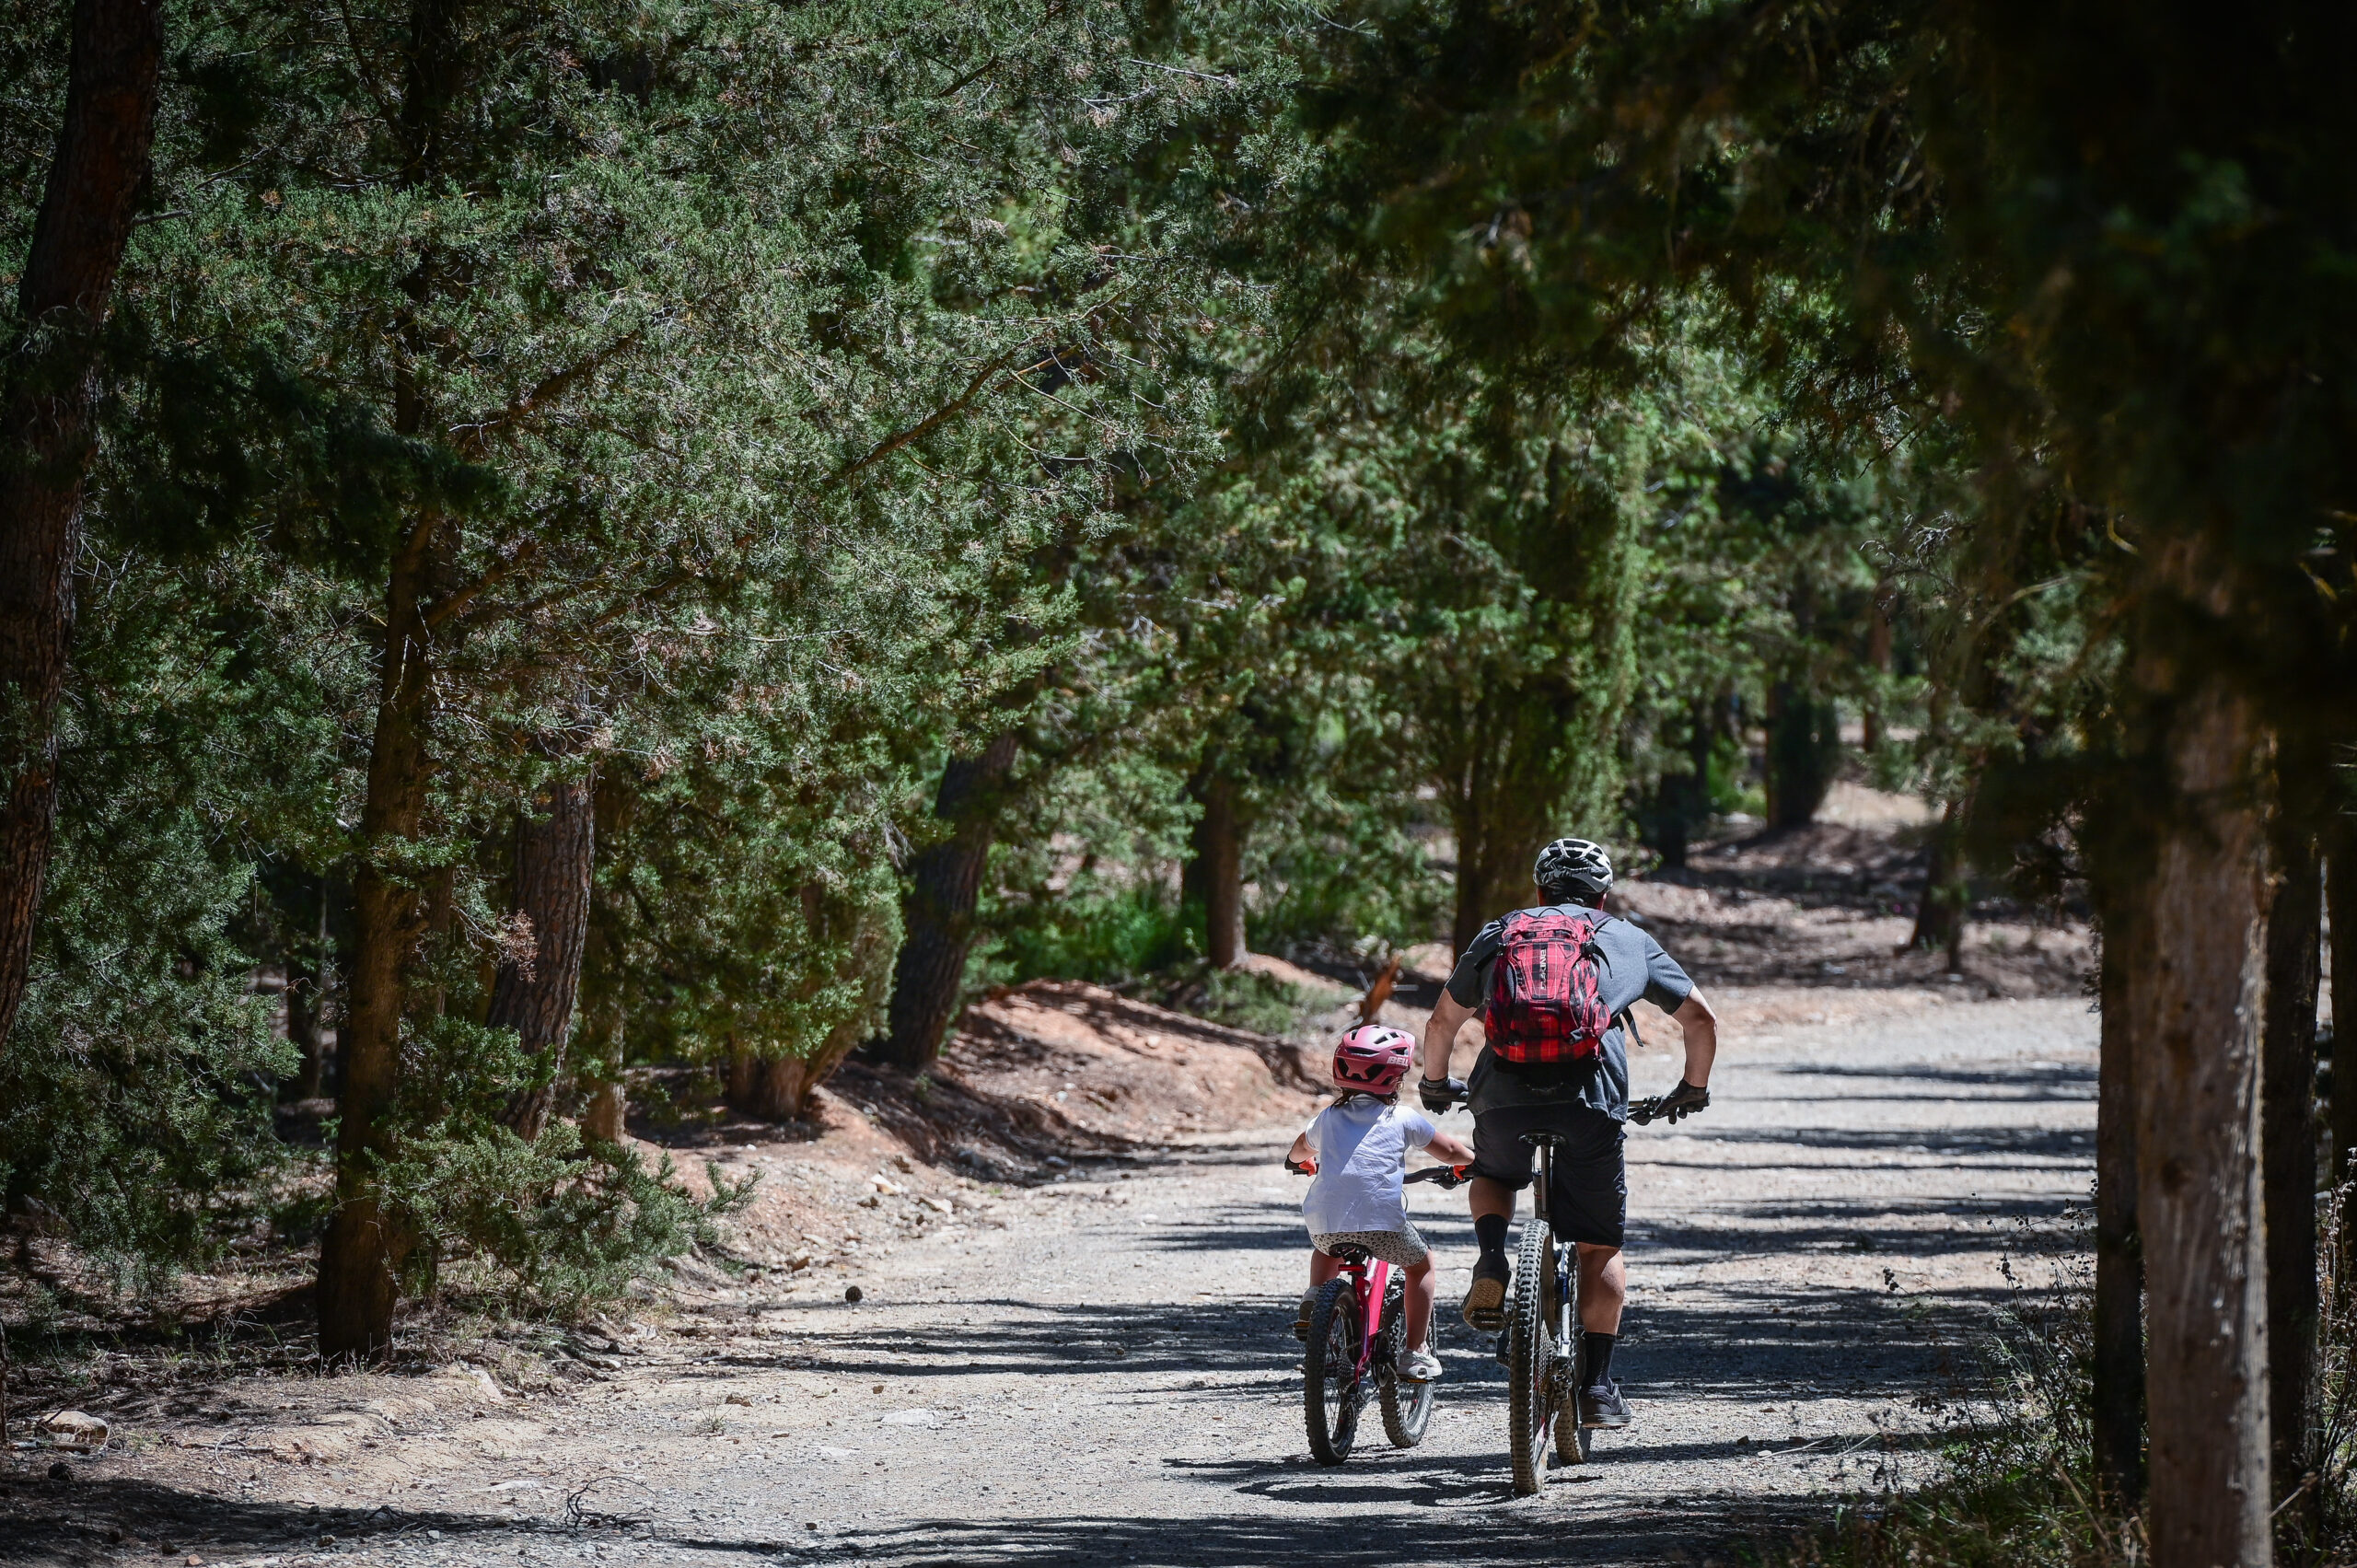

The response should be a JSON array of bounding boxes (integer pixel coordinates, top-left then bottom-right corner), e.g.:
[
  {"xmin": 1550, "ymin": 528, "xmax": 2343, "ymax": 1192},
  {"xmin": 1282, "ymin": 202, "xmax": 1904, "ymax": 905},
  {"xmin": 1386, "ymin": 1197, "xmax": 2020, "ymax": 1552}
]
[{"xmin": 1331, "ymin": 1024, "xmax": 1416, "ymax": 1097}]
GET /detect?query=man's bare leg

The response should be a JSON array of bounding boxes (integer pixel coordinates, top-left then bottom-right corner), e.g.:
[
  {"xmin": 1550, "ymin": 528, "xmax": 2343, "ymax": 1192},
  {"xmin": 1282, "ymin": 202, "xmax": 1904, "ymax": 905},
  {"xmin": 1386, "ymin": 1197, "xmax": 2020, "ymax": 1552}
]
[
  {"xmin": 1576, "ymin": 1243, "xmax": 1625, "ymax": 1332},
  {"xmin": 1573, "ymin": 1242, "xmax": 1632, "ymax": 1423}
]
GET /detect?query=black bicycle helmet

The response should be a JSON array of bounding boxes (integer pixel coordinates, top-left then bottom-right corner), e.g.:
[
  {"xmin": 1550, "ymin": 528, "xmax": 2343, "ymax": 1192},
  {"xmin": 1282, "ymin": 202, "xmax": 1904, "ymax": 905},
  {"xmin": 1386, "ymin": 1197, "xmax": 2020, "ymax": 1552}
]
[{"xmin": 1534, "ymin": 837, "xmax": 1613, "ymax": 900}]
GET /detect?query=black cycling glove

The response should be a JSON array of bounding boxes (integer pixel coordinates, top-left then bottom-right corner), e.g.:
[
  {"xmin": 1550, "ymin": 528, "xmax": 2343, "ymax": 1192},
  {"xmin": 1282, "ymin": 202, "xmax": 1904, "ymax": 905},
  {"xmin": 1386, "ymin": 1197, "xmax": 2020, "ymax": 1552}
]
[
  {"xmin": 1418, "ymin": 1075, "xmax": 1467, "ymax": 1113},
  {"xmin": 1631, "ymin": 1080, "xmax": 1711, "ymax": 1126}
]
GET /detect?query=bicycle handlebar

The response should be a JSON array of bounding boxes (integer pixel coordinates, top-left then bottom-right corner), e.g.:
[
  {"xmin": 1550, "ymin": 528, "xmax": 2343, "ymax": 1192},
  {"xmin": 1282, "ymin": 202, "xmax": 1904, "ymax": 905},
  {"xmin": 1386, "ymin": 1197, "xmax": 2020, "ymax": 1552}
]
[{"xmin": 1283, "ymin": 1159, "xmax": 1471, "ymax": 1189}]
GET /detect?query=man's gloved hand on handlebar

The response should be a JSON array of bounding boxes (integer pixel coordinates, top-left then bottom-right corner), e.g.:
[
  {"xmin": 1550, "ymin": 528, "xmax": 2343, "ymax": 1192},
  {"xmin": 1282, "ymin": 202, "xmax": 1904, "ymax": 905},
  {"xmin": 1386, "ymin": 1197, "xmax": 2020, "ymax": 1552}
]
[
  {"xmin": 1630, "ymin": 1079, "xmax": 1711, "ymax": 1126},
  {"xmin": 1418, "ymin": 1074, "xmax": 1467, "ymax": 1114}
]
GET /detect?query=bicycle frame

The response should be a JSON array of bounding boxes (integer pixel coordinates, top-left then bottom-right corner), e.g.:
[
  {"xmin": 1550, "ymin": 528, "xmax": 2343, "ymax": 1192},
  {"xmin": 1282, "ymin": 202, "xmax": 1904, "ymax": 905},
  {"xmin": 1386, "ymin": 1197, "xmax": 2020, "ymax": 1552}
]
[{"xmin": 1335, "ymin": 1256, "xmax": 1393, "ymax": 1383}]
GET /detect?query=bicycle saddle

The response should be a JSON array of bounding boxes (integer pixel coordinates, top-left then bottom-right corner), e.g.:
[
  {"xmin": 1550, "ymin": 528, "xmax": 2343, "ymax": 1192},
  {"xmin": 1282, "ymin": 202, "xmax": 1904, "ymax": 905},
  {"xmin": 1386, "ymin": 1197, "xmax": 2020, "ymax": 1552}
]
[
  {"xmin": 1328, "ymin": 1244, "xmax": 1375, "ymax": 1263},
  {"xmin": 1517, "ymin": 1132, "xmax": 1573, "ymax": 1149}
]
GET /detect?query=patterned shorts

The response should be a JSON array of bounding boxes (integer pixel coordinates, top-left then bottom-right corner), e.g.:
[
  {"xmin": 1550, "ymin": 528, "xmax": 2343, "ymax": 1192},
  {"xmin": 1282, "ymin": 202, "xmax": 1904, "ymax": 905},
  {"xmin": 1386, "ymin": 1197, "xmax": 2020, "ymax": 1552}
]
[{"xmin": 1312, "ymin": 1222, "xmax": 1429, "ymax": 1269}]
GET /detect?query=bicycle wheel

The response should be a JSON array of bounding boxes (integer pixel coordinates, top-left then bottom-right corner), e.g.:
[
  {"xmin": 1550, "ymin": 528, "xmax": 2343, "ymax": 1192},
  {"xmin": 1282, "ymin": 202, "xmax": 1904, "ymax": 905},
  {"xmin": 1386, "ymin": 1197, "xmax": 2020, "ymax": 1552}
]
[
  {"xmin": 1506, "ymin": 1222, "xmax": 1555, "ymax": 1495},
  {"xmin": 1377, "ymin": 1279, "xmax": 1434, "ymax": 1449},
  {"xmin": 1304, "ymin": 1277, "xmax": 1364, "ymax": 1465},
  {"xmin": 1553, "ymin": 1243, "xmax": 1592, "ymax": 1465}
]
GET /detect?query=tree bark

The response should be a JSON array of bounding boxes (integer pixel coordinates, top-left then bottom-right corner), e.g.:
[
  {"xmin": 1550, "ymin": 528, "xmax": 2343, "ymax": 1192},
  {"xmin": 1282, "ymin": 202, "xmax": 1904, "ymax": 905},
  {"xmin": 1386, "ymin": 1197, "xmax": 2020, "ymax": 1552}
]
[
  {"xmin": 1765, "ymin": 679, "xmax": 1839, "ymax": 830},
  {"xmin": 726, "ymin": 1044, "xmax": 821, "ymax": 1121},
  {"xmin": 1644, "ymin": 700, "xmax": 1713, "ymax": 872},
  {"xmin": 1910, "ymin": 796, "xmax": 1967, "ymax": 967},
  {"xmin": 1184, "ymin": 768, "xmax": 1246, "ymax": 968},
  {"xmin": 0, "ymin": 0, "xmax": 164, "ymax": 1050},
  {"xmin": 316, "ymin": 520, "xmax": 444, "ymax": 1365},
  {"xmin": 581, "ymin": 1080, "xmax": 625, "ymax": 1143},
  {"xmin": 1446, "ymin": 736, "xmax": 1567, "ymax": 953},
  {"xmin": 2329, "ymin": 827, "xmax": 2357, "ymax": 1188},
  {"xmin": 2095, "ymin": 901, "xmax": 2146, "ymax": 1507},
  {"xmin": 876, "ymin": 733, "xmax": 1018, "ymax": 1069},
  {"xmin": 2129, "ymin": 670, "xmax": 2273, "ymax": 1568},
  {"xmin": 491, "ymin": 767, "xmax": 594, "ymax": 1142},
  {"xmin": 2261, "ymin": 825, "xmax": 2321, "ymax": 1543}
]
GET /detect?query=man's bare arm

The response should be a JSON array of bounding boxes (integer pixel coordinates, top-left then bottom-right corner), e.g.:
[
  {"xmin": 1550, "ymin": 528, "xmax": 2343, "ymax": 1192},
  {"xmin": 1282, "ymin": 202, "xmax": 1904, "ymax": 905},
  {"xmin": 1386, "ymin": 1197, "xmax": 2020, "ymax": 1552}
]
[
  {"xmin": 1422, "ymin": 990, "xmax": 1476, "ymax": 1084},
  {"xmin": 1673, "ymin": 990, "xmax": 1718, "ymax": 1087}
]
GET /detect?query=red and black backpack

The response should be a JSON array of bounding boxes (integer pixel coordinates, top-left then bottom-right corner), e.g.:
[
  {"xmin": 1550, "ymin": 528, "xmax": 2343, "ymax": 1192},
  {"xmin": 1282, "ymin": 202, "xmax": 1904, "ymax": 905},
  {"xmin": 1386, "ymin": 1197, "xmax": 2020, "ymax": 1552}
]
[{"xmin": 1482, "ymin": 909, "xmax": 1612, "ymax": 1067}]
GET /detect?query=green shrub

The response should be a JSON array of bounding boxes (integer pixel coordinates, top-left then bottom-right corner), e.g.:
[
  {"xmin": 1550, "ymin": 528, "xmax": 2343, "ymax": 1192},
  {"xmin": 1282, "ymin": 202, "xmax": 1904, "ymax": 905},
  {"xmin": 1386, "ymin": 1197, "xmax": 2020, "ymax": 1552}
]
[
  {"xmin": 974, "ymin": 877, "xmax": 1201, "ymax": 991},
  {"xmin": 1191, "ymin": 965, "xmax": 1320, "ymax": 1036},
  {"xmin": 376, "ymin": 1117, "xmax": 751, "ymax": 1317}
]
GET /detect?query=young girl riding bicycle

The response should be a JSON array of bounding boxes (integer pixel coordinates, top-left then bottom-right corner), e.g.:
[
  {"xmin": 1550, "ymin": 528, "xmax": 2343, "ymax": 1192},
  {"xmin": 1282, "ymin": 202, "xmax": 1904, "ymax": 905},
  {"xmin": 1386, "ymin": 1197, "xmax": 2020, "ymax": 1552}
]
[{"xmin": 1288, "ymin": 1024, "xmax": 1474, "ymax": 1383}]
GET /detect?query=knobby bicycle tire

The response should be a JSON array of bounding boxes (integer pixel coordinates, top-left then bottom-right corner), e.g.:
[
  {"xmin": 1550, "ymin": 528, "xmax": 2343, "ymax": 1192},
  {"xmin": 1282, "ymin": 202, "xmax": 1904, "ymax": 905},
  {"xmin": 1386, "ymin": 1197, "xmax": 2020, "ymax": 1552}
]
[
  {"xmin": 1304, "ymin": 1276, "xmax": 1364, "ymax": 1465},
  {"xmin": 1376, "ymin": 1278, "xmax": 1434, "ymax": 1448},
  {"xmin": 1507, "ymin": 1221, "xmax": 1554, "ymax": 1495},
  {"xmin": 1554, "ymin": 1247, "xmax": 1592, "ymax": 1465}
]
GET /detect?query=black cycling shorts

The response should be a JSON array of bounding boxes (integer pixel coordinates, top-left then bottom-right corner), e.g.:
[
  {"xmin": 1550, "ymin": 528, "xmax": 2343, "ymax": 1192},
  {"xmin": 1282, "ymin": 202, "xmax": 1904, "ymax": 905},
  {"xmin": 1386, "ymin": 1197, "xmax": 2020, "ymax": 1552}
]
[{"xmin": 1469, "ymin": 1103, "xmax": 1627, "ymax": 1249}]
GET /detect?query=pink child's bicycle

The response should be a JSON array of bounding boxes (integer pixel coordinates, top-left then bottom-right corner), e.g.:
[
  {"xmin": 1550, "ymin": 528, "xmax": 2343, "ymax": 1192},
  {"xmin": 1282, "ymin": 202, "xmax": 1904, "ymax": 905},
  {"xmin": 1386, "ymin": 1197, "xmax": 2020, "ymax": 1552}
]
[{"xmin": 1286, "ymin": 1158, "xmax": 1468, "ymax": 1464}]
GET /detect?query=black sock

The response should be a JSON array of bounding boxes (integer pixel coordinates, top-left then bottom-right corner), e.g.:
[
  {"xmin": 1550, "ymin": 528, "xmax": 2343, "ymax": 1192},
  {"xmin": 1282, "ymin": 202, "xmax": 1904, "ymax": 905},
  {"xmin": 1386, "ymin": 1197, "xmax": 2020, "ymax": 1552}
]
[
  {"xmin": 1583, "ymin": 1331, "xmax": 1616, "ymax": 1387},
  {"xmin": 1474, "ymin": 1214, "xmax": 1509, "ymax": 1260}
]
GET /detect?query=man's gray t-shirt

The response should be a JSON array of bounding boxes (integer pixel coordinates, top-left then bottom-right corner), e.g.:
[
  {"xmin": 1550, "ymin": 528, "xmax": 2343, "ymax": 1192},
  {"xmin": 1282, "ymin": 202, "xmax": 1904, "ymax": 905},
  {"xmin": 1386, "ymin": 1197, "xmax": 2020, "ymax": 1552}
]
[{"xmin": 1444, "ymin": 902, "xmax": 1696, "ymax": 1121}]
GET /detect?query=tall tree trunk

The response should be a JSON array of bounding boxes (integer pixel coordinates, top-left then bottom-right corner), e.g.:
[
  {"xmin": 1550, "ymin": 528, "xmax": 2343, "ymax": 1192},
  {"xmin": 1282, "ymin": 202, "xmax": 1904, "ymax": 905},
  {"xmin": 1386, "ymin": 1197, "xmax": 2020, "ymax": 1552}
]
[
  {"xmin": 2129, "ymin": 669, "xmax": 2274, "ymax": 1568},
  {"xmin": 1910, "ymin": 796, "xmax": 1967, "ymax": 966},
  {"xmin": 1446, "ymin": 726, "xmax": 1567, "ymax": 952},
  {"xmin": 1450, "ymin": 780, "xmax": 1539, "ymax": 955},
  {"xmin": 877, "ymin": 733, "xmax": 1018, "ymax": 1069},
  {"xmin": 316, "ymin": 521, "xmax": 443, "ymax": 1365},
  {"xmin": 1645, "ymin": 700, "xmax": 1715, "ymax": 872},
  {"xmin": 1765, "ymin": 679, "xmax": 1840, "ymax": 830},
  {"xmin": 1449, "ymin": 784, "xmax": 1497, "ymax": 956},
  {"xmin": 572, "ymin": 775, "xmax": 631, "ymax": 1144},
  {"xmin": 2329, "ymin": 826, "xmax": 2357, "ymax": 1188},
  {"xmin": 491, "ymin": 767, "xmax": 594, "ymax": 1142},
  {"xmin": 2095, "ymin": 900, "xmax": 2146, "ymax": 1506},
  {"xmin": 2261, "ymin": 824, "xmax": 2321, "ymax": 1544},
  {"xmin": 1184, "ymin": 768, "xmax": 1246, "ymax": 969},
  {"xmin": 0, "ymin": 0, "xmax": 163, "ymax": 1050},
  {"xmin": 582, "ymin": 1079, "xmax": 626, "ymax": 1143}
]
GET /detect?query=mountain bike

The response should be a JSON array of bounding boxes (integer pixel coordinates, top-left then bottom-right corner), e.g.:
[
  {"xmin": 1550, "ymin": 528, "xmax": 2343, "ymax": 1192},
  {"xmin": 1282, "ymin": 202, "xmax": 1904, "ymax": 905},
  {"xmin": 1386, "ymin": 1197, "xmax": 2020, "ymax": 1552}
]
[
  {"xmin": 1286, "ymin": 1160, "xmax": 1466, "ymax": 1465},
  {"xmin": 1506, "ymin": 1131, "xmax": 1589, "ymax": 1495}
]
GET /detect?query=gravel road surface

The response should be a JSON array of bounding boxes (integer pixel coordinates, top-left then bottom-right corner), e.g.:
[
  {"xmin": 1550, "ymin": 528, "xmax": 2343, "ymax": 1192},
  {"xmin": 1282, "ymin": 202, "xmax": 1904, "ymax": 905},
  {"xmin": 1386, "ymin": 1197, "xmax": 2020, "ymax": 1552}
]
[{"xmin": 2, "ymin": 991, "xmax": 2096, "ymax": 1568}]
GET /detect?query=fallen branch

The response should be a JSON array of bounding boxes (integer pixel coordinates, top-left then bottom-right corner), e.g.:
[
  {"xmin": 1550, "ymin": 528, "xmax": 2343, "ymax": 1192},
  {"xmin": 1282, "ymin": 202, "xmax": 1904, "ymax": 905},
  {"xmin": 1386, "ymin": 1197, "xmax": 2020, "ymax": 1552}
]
[{"xmin": 565, "ymin": 1473, "xmax": 657, "ymax": 1529}]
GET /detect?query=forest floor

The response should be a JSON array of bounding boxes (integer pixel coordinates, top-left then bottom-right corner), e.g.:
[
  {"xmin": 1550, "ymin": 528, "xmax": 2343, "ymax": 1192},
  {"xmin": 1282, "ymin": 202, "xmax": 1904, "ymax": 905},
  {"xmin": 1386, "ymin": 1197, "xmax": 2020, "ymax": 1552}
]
[{"xmin": 0, "ymin": 804, "xmax": 2100, "ymax": 1567}]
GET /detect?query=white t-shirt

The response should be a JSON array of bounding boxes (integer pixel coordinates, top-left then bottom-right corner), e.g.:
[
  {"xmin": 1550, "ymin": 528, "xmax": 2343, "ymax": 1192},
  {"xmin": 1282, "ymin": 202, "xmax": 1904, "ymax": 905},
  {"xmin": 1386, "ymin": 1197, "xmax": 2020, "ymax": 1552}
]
[{"xmin": 1302, "ymin": 1098, "xmax": 1439, "ymax": 1236}]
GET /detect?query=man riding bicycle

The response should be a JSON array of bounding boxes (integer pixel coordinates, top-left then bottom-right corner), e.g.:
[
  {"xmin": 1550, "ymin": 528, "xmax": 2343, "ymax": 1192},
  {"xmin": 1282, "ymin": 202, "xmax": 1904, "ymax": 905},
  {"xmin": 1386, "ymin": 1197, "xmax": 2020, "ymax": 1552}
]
[{"xmin": 1417, "ymin": 836, "xmax": 1719, "ymax": 1431}]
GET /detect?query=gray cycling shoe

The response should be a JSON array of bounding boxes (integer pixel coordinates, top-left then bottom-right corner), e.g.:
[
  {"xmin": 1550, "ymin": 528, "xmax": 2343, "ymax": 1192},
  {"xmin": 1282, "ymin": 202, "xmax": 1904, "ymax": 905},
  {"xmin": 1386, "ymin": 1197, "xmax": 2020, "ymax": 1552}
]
[{"xmin": 1578, "ymin": 1378, "xmax": 1632, "ymax": 1429}]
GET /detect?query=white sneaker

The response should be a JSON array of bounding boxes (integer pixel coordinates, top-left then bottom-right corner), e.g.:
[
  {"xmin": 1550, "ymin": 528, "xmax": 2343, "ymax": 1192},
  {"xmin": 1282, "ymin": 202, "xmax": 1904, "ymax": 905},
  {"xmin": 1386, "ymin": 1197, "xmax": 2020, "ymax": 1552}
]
[{"xmin": 1396, "ymin": 1345, "xmax": 1442, "ymax": 1383}]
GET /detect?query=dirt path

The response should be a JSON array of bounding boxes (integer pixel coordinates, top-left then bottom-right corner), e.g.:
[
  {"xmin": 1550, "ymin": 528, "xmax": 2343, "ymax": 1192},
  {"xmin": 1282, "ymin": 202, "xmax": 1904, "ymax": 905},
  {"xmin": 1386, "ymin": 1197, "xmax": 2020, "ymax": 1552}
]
[{"xmin": 1, "ymin": 988, "xmax": 2094, "ymax": 1568}]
